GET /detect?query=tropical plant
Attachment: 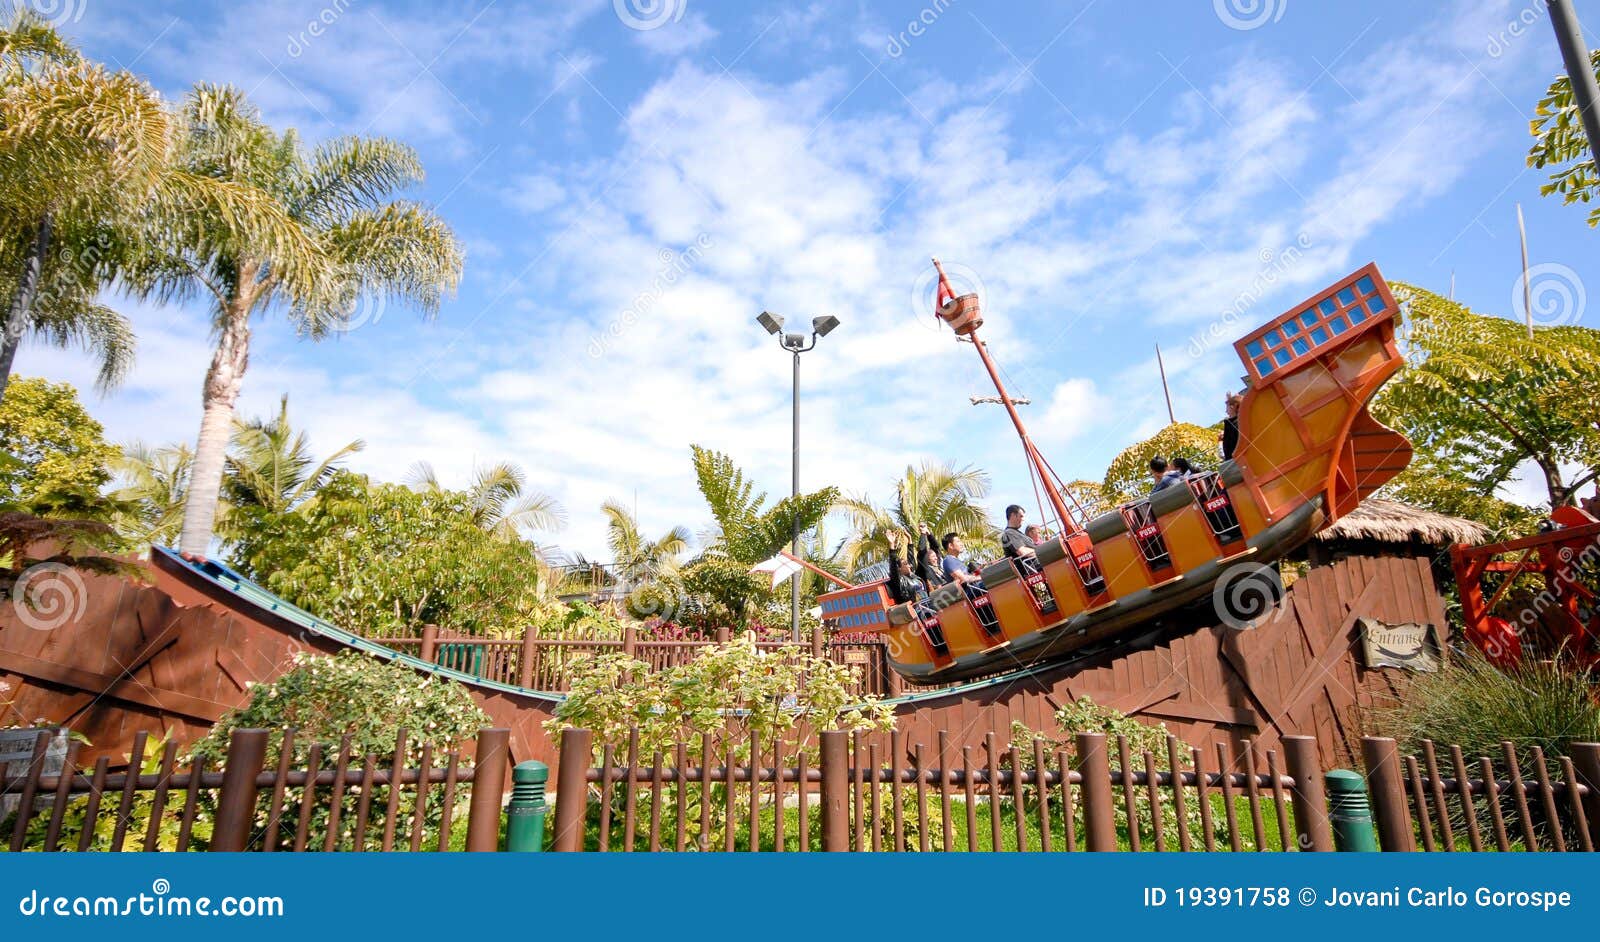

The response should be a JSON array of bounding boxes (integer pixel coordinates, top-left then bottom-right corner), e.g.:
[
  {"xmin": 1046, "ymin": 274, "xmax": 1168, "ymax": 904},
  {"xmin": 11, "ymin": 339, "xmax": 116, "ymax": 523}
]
[
  {"xmin": 110, "ymin": 441, "xmax": 192, "ymax": 549},
  {"xmin": 0, "ymin": 10, "xmax": 151, "ymax": 399},
  {"xmin": 1099, "ymin": 422, "xmax": 1219, "ymax": 506},
  {"xmin": 1374, "ymin": 284, "xmax": 1600, "ymax": 513},
  {"xmin": 601, "ymin": 499, "xmax": 689, "ymax": 586},
  {"xmin": 223, "ymin": 394, "xmax": 362, "ymax": 517},
  {"xmin": 689, "ymin": 444, "xmax": 837, "ymax": 564},
  {"xmin": 407, "ymin": 460, "xmax": 563, "ymax": 542},
  {"xmin": 836, "ymin": 461, "xmax": 993, "ymax": 575},
  {"xmin": 125, "ymin": 84, "xmax": 463, "ymax": 555},
  {"xmin": 1528, "ymin": 48, "xmax": 1600, "ymax": 226},
  {"xmin": 229, "ymin": 471, "xmax": 548, "ymax": 636},
  {"xmin": 0, "ymin": 13, "xmax": 308, "ymax": 401}
]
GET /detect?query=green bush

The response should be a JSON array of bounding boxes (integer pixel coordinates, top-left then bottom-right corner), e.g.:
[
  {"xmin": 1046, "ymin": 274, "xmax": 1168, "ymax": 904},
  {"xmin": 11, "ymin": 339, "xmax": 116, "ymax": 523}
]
[{"xmin": 194, "ymin": 650, "xmax": 488, "ymax": 766}]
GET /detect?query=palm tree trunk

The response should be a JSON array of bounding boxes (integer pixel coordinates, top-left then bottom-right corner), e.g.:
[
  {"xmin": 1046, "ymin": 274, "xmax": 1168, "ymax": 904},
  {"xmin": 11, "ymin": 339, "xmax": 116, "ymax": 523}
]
[
  {"xmin": 0, "ymin": 213, "xmax": 55, "ymax": 403},
  {"xmin": 178, "ymin": 301, "xmax": 252, "ymax": 555}
]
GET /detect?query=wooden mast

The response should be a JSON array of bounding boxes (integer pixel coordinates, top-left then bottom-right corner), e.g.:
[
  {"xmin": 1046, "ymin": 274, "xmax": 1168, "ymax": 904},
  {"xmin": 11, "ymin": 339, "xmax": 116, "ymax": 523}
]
[{"xmin": 932, "ymin": 258, "xmax": 1081, "ymax": 536}]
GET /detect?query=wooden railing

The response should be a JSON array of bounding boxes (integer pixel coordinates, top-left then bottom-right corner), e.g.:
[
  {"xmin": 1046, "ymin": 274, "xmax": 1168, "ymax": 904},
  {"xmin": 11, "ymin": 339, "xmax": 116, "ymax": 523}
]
[
  {"xmin": 548, "ymin": 730, "xmax": 1600, "ymax": 853},
  {"xmin": 0, "ymin": 727, "xmax": 506, "ymax": 853},
  {"xmin": 372, "ymin": 625, "xmax": 905, "ymax": 698},
  {"xmin": 6, "ymin": 727, "xmax": 1598, "ymax": 852}
]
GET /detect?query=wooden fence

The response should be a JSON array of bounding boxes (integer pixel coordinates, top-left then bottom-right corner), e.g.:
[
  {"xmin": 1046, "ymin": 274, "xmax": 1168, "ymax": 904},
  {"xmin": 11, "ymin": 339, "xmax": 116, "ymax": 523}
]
[
  {"xmin": 547, "ymin": 727, "xmax": 1600, "ymax": 853},
  {"xmin": 374, "ymin": 625, "xmax": 902, "ymax": 697},
  {"xmin": 1, "ymin": 727, "xmax": 508, "ymax": 852},
  {"xmin": 7, "ymin": 726, "xmax": 1599, "ymax": 852}
]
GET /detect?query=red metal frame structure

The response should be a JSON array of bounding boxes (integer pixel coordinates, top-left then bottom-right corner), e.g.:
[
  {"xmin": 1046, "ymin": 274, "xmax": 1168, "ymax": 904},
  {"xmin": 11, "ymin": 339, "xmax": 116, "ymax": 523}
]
[{"xmin": 1451, "ymin": 505, "xmax": 1600, "ymax": 669}]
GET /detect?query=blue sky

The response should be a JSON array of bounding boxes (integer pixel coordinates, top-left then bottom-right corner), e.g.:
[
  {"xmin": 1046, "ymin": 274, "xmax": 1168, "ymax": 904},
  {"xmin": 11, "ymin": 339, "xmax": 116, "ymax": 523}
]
[{"xmin": 26, "ymin": 0, "xmax": 1600, "ymax": 558}]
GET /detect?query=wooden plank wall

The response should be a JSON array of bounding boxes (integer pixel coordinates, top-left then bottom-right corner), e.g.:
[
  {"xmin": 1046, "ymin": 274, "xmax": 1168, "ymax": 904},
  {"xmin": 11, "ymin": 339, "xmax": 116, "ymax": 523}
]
[
  {"xmin": 0, "ymin": 566, "xmax": 560, "ymax": 767},
  {"xmin": 2, "ymin": 547, "xmax": 1445, "ymax": 774}
]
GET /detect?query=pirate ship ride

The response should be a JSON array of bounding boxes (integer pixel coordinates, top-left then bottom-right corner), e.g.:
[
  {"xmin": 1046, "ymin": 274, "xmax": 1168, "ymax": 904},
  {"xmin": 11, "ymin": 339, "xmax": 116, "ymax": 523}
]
[{"xmin": 819, "ymin": 261, "xmax": 1414, "ymax": 683}]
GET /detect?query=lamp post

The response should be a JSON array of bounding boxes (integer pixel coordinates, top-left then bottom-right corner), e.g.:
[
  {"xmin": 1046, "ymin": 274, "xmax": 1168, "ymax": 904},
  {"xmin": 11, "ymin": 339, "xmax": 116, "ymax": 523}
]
[{"xmin": 757, "ymin": 311, "xmax": 840, "ymax": 642}]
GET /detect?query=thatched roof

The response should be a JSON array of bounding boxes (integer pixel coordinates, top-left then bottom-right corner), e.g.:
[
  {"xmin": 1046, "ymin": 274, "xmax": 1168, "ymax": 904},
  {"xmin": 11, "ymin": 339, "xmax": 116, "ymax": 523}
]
[{"xmin": 1315, "ymin": 498, "xmax": 1490, "ymax": 547}]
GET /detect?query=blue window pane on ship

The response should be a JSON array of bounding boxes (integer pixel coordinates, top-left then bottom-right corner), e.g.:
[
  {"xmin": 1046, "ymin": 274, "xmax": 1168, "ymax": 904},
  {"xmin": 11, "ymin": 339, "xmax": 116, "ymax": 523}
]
[
  {"xmin": 1246, "ymin": 339, "xmax": 1264, "ymax": 357},
  {"xmin": 1356, "ymin": 276, "xmax": 1375, "ymax": 295},
  {"xmin": 1281, "ymin": 319, "xmax": 1300, "ymax": 336},
  {"xmin": 1273, "ymin": 349, "xmax": 1291, "ymax": 366},
  {"xmin": 1337, "ymin": 287, "xmax": 1356, "ymax": 306},
  {"xmin": 1310, "ymin": 326, "xmax": 1329, "ymax": 344},
  {"xmin": 1349, "ymin": 307, "xmax": 1368, "ymax": 324},
  {"xmin": 1255, "ymin": 358, "xmax": 1273, "ymax": 375},
  {"xmin": 1329, "ymin": 317, "xmax": 1348, "ymax": 335},
  {"xmin": 1291, "ymin": 338, "xmax": 1309, "ymax": 355},
  {"xmin": 1263, "ymin": 328, "xmax": 1280, "ymax": 346},
  {"xmin": 1318, "ymin": 298, "xmax": 1337, "ymax": 315},
  {"xmin": 1300, "ymin": 310, "xmax": 1318, "ymax": 328},
  {"xmin": 1367, "ymin": 297, "xmax": 1385, "ymax": 315}
]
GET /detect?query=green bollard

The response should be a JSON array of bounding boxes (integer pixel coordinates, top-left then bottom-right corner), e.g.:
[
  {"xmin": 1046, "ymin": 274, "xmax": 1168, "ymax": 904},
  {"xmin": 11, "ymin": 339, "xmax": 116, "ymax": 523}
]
[
  {"xmin": 1325, "ymin": 769, "xmax": 1378, "ymax": 852},
  {"xmin": 506, "ymin": 761, "xmax": 549, "ymax": 852}
]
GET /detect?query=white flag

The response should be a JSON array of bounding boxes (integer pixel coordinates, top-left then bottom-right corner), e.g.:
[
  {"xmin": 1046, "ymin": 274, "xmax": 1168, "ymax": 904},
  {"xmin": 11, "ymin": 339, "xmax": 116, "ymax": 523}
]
[{"xmin": 750, "ymin": 554, "xmax": 804, "ymax": 589}]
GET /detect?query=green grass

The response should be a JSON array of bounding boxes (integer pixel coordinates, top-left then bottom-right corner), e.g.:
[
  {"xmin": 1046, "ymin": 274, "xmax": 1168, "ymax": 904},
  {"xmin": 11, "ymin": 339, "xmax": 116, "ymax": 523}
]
[{"xmin": 561, "ymin": 791, "xmax": 1297, "ymax": 852}]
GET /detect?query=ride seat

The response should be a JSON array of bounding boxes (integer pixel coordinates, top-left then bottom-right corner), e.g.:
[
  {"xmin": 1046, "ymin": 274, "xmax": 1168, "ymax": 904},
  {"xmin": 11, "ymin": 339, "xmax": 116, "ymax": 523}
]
[
  {"xmin": 929, "ymin": 582, "xmax": 965, "ymax": 611},
  {"xmin": 887, "ymin": 603, "xmax": 915, "ymax": 626},
  {"xmin": 981, "ymin": 558, "xmax": 1020, "ymax": 586}
]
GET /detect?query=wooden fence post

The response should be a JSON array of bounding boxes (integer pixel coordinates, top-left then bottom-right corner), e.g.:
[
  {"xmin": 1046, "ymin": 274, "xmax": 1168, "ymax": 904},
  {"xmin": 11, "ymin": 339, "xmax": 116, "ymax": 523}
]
[
  {"xmin": 1360, "ymin": 737, "xmax": 1415, "ymax": 852},
  {"xmin": 1076, "ymin": 732, "xmax": 1117, "ymax": 851},
  {"xmin": 465, "ymin": 729, "xmax": 511, "ymax": 852},
  {"xmin": 551, "ymin": 728, "xmax": 594, "ymax": 852},
  {"xmin": 1283, "ymin": 736, "xmax": 1332, "ymax": 851},
  {"xmin": 518, "ymin": 625, "xmax": 537, "ymax": 689},
  {"xmin": 1571, "ymin": 742, "xmax": 1600, "ymax": 851},
  {"xmin": 811, "ymin": 627, "xmax": 826, "ymax": 659},
  {"xmin": 715, "ymin": 625, "xmax": 730, "ymax": 644},
  {"xmin": 820, "ymin": 730, "xmax": 849, "ymax": 851},
  {"xmin": 419, "ymin": 624, "xmax": 439, "ymax": 664},
  {"xmin": 212, "ymin": 728, "xmax": 269, "ymax": 852}
]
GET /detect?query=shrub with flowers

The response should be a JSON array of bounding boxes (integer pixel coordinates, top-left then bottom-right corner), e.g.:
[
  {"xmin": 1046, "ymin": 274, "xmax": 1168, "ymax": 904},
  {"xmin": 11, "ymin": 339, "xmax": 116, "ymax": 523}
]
[{"xmin": 194, "ymin": 650, "xmax": 488, "ymax": 766}]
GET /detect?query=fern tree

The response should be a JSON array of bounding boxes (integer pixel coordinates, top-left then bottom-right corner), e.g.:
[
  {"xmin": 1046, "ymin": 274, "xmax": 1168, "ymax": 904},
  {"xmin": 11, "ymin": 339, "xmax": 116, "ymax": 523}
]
[
  {"xmin": 1374, "ymin": 284, "xmax": 1600, "ymax": 514},
  {"xmin": 1528, "ymin": 47, "xmax": 1600, "ymax": 226},
  {"xmin": 689, "ymin": 444, "xmax": 837, "ymax": 564},
  {"xmin": 223, "ymin": 394, "xmax": 362, "ymax": 517},
  {"xmin": 128, "ymin": 84, "xmax": 463, "ymax": 555}
]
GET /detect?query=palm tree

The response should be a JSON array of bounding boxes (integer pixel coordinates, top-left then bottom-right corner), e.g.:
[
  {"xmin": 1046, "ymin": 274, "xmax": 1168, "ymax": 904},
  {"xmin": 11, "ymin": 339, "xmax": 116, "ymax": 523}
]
[
  {"xmin": 601, "ymin": 500, "xmax": 690, "ymax": 586},
  {"xmin": 0, "ymin": 13, "xmax": 307, "ymax": 400},
  {"xmin": 407, "ymin": 460, "xmax": 565, "ymax": 541},
  {"xmin": 0, "ymin": 11, "xmax": 155, "ymax": 398},
  {"xmin": 837, "ymin": 461, "xmax": 994, "ymax": 575},
  {"xmin": 223, "ymin": 394, "xmax": 362, "ymax": 516},
  {"xmin": 111, "ymin": 441, "xmax": 192, "ymax": 549},
  {"xmin": 128, "ymin": 84, "xmax": 463, "ymax": 555}
]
